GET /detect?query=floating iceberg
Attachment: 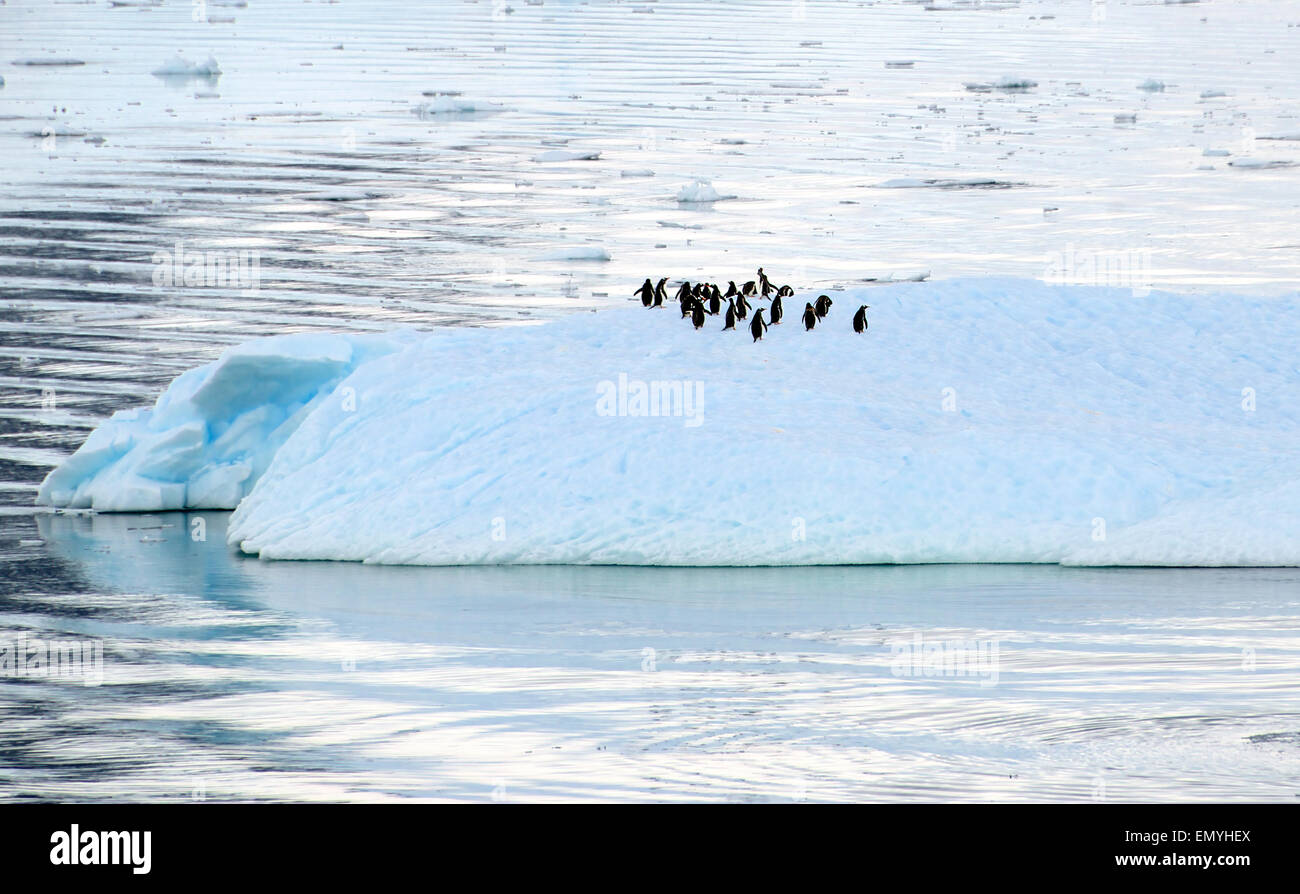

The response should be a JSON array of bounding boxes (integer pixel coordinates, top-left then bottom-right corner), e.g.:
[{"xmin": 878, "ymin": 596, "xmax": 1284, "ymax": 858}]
[
  {"xmin": 151, "ymin": 55, "xmax": 222, "ymax": 77},
  {"xmin": 676, "ymin": 179, "xmax": 735, "ymax": 202},
  {"xmin": 964, "ymin": 75, "xmax": 1037, "ymax": 92},
  {"xmin": 413, "ymin": 96, "xmax": 503, "ymax": 118},
  {"xmin": 1228, "ymin": 158, "xmax": 1296, "ymax": 169},
  {"xmin": 38, "ymin": 278, "xmax": 1300, "ymax": 567},
  {"xmin": 532, "ymin": 149, "xmax": 601, "ymax": 162}
]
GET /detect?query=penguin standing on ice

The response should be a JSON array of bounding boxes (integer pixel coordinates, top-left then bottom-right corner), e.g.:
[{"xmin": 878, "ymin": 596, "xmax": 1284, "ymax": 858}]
[
  {"xmin": 749, "ymin": 307, "xmax": 768, "ymax": 342},
  {"xmin": 741, "ymin": 280, "xmax": 757, "ymax": 297},
  {"xmin": 802, "ymin": 302, "xmax": 817, "ymax": 330},
  {"xmin": 725, "ymin": 281, "xmax": 738, "ymax": 298},
  {"xmin": 770, "ymin": 293, "xmax": 784, "ymax": 325},
  {"xmin": 707, "ymin": 287, "xmax": 721, "ymax": 315},
  {"xmin": 680, "ymin": 292, "xmax": 694, "ymax": 319},
  {"xmin": 724, "ymin": 298, "xmax": 737, "ymax": 331},
  {"xmin": 853, "ymin": 304, "xmax": 870, "ymax": 333},
  {"xmin": 636, "ymin": 278, "xmax": 655, "ymax": 307},
  {"xmin": 758, "ymin": 268, "xmax": 774, "ymax": 297},
  {"xmin": 653, "ymin": 277, "xmax": 667, "ymax": 307},
  {"xmin": 692, "ymin": 300, "xmax": 706, "ymax": 330},
  {"xmin": 675, "ymin": 281, "xmax": 692, "ymax": 302},
  {"xmin": 814, "ymin": 294, "xmax": 833, "ymax": 319},
  {"xmin": 736, "ymin": 292, "xmax": 750, "ymax": 320}
]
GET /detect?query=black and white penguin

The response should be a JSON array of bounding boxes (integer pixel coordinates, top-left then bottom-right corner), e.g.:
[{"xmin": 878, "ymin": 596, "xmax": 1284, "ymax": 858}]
[
  {"xmin": 675, "ymin": 281, "xmax": 692, "ymax": 302},
  {"xmin": 758, "ymin": 268, "xmax": 774, "ymax": 298},
  {"xmin": 707, "ymin": 288, "xmax": 721, "ymax": 315},
  {"xmin": 680, "ymin": 293, "xmax": 693, "ymax": 319},
  {"xmin": 636, "ymin": 278, "xmax": 655, "ymax": 307},
  {"xmin": 741, "ymin": 280, "xmax": 757, "ymax": 297},
  {"xmin": 803, "ymin": 302, "xmax": 817, "ymax": 330},
  {"xmin": 814, "ymin": 294, "xmax": 833, "ymax": 319},
  {"xmin": 749, "ymin": 307, "xmax": 768, "ymax": 342},
  {"xmin": 853, "ymin": 304, "xmax": 870, "ymax": 333},
  {"xmin": 725, "ymin": 281, "xmax": 738, "ymax": 298},
  {"xmin": 735, "ymin": 293, "xmax": 750, "ymax": 320},
  {"xmin": 724, "ymin": 298, "xmax": 737, "ymax": 331},
  {"xmin": 770, "ymin": 293, "xmax": 784, "ymax": 325},
  {"xmin": 692, "ymin": 300, "xmax": 706, "ymax": 329},
  {"xmin": 776, "ymin": 284, "xmax": 794, "ymax": 298},
  {"xmin": 654, "ymin": 277, "xmax": 668, "ymax": 307}
]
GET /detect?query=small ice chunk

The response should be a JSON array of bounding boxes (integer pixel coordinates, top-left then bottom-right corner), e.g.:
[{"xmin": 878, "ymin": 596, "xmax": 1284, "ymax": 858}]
[
  {"xmin": 1228, "ymin": 158, "xmax": 1296, "ymax": 169},
  {"xmin": 676, "ymin": 179, "xmax": 736, "ymax": 202},
  {"xmin": 151, "ymin": 55, "xmax": 222, "ymax": 77},
  {"xmin": 533, "ymin": 149, "xmax": 601, "ymax": 162},
  {"xmin": 413, "ymin": 96, "xmax": 502, "ymax": 117}
]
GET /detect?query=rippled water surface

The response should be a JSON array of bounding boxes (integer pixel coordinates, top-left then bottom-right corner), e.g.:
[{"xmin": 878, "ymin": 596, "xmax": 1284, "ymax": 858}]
[
  {"xmin": 3, "ymin": 512, "xmax": 1299, "ymax": 802},
  {"xmin": 2, "ymin": 0, "xmax": 1299, "ymax": 800}
]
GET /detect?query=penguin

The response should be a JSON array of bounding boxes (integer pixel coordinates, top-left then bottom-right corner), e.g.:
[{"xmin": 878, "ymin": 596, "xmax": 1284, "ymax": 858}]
[
  {"xmin": 724, "ymin": 298, "xmax": 737, "ymax": 331},
  {"xmin": 770, "ymin": 293, "xmax": 784, "ymax": 325},
  {"xmin": 776, "ymin": 284, "xmax": 794, "ymax": 298},
  {"xmin": 707, "ymin": 288, "xmax": 721, "ymax": 315},
  {"xmin": 725, "ymin": 281, "xmax": 738, "ymax": 298},
  {"xmin": 693, "ymin": 282, "xmax": 706, "ymax": 299},
  {"xmin": 692, "ymin": 300, "xmax": 706, "ymax": 330},
  {"xmin": 803, "ymin": 302, "xmax": 817, "ymax": 330},
  {"xmin": 636, "ymin": 278, "xmax": 654, "ymax": 307},
  {"xmin": 675, "ymin": 281, "xmax": 692, "ymax": 302},
  {"xmin": 741, "ymin": 280, "xmax": 757, "ymax": 297},
  {"xmin": 654, "ymin": 277, "xmax": 668, "ymax": 307},
  {"xmin": 736, "ymin": 293, "xmax": 750, "ymax": 320},
  {"xmin": 853, "ymin": 304, "xmax": 870, "ymax": 334},
  {"xmin": 680, "ymin": 293, "xmax": 693, "ymax": 319},
  {"xmin": 814, "ymin": 294, "xmax": 833, "ymax": 319},
  {"xmin": 758, "ymin": 268, "xmax": 774, "ymax": 298},
  {"xmin": 749, "ymin": 307, "xmax": 768, "ymax": 342}
]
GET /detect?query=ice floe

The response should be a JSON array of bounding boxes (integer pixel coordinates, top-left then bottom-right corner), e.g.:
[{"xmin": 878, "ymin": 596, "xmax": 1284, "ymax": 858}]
[{"xmin": 38, "ymin": 278, "xmax": 1300, "ymax": 567}]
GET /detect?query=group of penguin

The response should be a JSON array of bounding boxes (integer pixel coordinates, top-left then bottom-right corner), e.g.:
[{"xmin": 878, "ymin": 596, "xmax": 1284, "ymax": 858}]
[{"xmin": 634, "ymin": 267, "xmax": 869, "ymax": 343}]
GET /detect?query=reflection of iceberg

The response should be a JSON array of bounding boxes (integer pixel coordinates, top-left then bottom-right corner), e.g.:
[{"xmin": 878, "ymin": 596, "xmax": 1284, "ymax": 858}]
[{"xmin": 40, "ymin": 278, "xmax": 1300, "ymax": 567}]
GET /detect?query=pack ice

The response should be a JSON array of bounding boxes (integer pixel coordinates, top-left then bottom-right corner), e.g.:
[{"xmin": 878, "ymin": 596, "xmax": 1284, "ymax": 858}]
[{"xmin": 38, "ymin": 278, "xmax": 1300, "ymax": 566}]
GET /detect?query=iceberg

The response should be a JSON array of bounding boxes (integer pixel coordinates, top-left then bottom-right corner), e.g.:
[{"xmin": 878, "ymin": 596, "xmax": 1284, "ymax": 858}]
[
  {"xmin": 676, "ymin": 179, "xmax": 735, "ymax": 203},
  {"xmin": 151, "ymin": 56, "xmax": 222, "ymax": 77},
  {"xmin": 412, "ymin": 97, "xmax": 503, "ymax": 118},
  {"xmin": 38, "ymin": 278, "xmax": 1300, "ymax": 567},
  {"xmin": 532, "ymin": 149, "xmax": 601, "ymax": 163}
]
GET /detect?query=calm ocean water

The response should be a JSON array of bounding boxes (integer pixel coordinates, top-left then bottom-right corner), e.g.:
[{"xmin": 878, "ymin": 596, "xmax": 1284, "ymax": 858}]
[{"xmin": 2, "ymin": 0, "xmax": 1299, "ymax": 800}]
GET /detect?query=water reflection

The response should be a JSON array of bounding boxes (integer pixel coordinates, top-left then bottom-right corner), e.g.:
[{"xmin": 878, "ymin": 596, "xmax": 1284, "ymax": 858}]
[{"xmin": 0, "ymin": 511, "xmax": 1295, "ymax": 802}]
